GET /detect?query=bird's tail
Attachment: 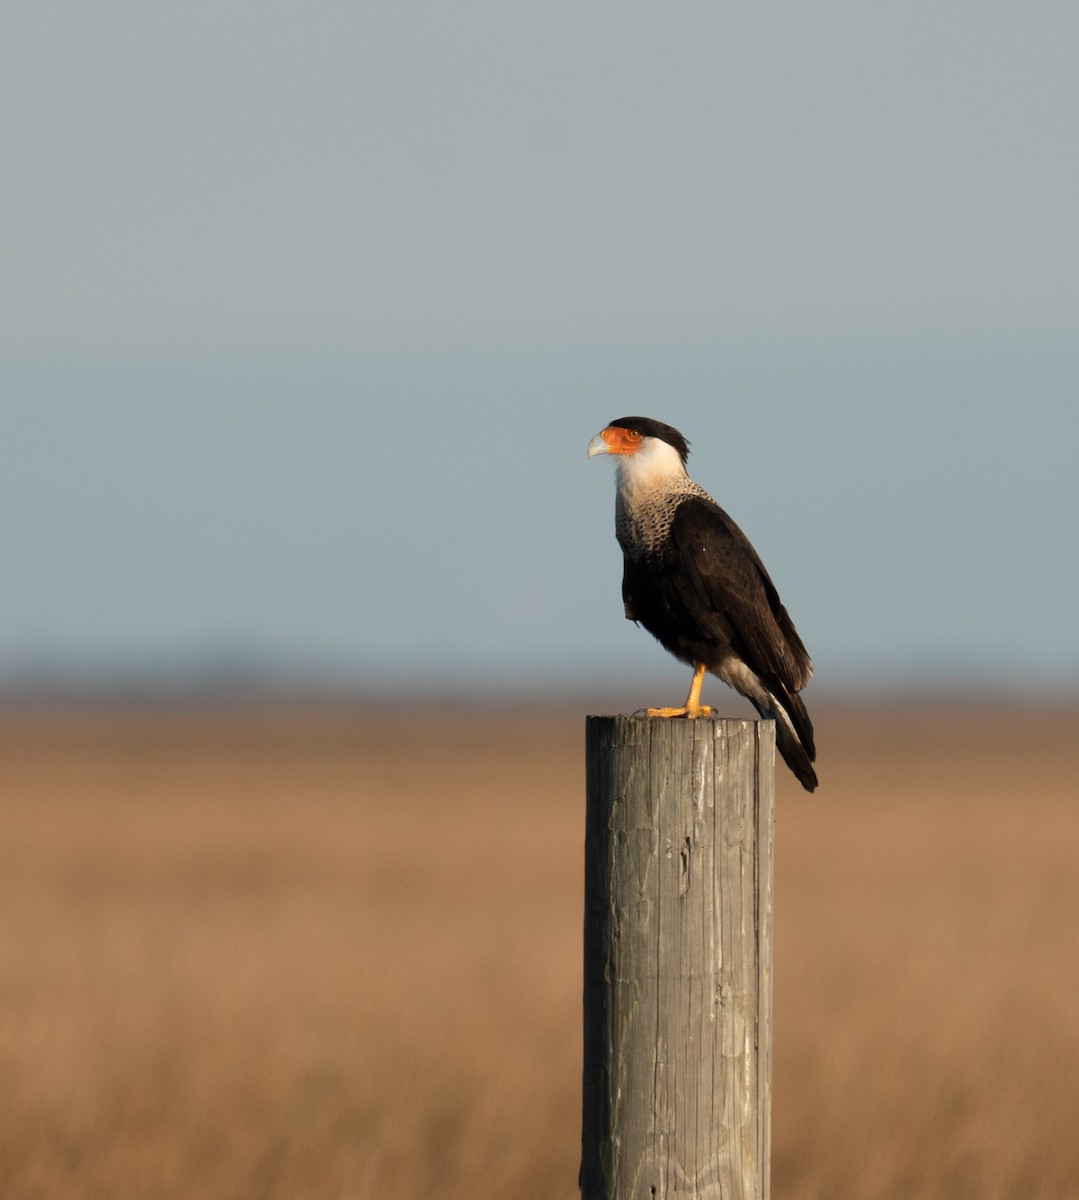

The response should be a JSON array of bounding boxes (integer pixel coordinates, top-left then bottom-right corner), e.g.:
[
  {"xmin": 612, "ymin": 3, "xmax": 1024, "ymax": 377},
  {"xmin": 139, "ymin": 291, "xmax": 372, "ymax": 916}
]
[{"xmin": 752, "ymin": 675, "xmax": 818, "ymax": 792}]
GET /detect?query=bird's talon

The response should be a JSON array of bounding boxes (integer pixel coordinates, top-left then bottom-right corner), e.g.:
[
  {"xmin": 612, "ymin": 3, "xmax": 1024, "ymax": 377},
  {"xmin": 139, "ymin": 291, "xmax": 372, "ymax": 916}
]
[{"xmin": 646, "ymin": 704, "xmax": 713, "ymax": 720}]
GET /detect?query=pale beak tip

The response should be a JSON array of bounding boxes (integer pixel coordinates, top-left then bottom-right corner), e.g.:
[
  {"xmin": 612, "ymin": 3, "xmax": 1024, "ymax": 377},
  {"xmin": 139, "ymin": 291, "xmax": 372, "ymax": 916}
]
[{"xmin": 587, "ymin": 431, "xmax": 609, "ymax": 459}]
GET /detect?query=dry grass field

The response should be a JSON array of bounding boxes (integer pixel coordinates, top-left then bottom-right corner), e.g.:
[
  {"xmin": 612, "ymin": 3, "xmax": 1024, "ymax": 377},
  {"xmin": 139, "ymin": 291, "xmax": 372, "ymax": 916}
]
[{"xmin": 0, "ymin": 700, "xmax": 1077, "ymax": 1199}]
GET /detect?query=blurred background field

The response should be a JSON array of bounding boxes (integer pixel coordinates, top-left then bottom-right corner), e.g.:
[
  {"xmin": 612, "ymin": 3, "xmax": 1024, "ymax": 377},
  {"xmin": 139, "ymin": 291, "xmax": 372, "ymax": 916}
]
[
  {"xmin": 2, "ymin": 700, "xmax": 1077, "ymax": 1200},
  {"xmin": 4, "ymin": 6, "xmax": 1079, "ymax": 1196}
]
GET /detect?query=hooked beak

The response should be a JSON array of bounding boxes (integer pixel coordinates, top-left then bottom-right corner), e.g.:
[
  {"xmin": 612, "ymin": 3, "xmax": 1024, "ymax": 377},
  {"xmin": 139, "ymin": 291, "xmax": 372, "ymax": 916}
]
[{"xmin": 587, "ymin": 430, "xmax": 612, "ymax": 459}]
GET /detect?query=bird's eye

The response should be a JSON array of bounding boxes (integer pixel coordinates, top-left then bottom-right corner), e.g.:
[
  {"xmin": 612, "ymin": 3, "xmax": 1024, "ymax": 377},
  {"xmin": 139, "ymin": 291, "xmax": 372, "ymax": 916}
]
[{"xmin": 625, "ymin": 429, "xmax": 642, "ymax": 440}]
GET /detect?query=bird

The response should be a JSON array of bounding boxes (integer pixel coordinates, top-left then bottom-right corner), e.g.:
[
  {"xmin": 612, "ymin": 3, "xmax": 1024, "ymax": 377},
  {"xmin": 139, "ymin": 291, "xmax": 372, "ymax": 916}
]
[{"xmin": 588, "ymin": 416, "xmax": 818, "ymax": 791}]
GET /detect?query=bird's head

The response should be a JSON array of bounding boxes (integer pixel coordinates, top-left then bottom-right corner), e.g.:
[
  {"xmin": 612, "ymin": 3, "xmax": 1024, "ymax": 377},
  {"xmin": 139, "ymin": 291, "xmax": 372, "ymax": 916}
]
[{"xmin": 588, "ymin": 417, "xmax": 691, "ymax": 487}]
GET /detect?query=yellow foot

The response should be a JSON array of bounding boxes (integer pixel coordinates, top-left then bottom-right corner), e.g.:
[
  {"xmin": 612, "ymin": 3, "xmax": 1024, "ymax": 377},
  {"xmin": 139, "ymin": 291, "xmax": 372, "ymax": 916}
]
[{"xmin": 646, "ymin": 703, "xmax": 714, "ymax": 720}]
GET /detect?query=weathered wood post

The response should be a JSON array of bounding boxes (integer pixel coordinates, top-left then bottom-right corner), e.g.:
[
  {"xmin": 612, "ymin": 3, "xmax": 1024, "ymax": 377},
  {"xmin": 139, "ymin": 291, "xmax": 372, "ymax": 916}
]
[{"xmin": 581, "ymin": 715, "xmax": 775, "ymax": 1200}]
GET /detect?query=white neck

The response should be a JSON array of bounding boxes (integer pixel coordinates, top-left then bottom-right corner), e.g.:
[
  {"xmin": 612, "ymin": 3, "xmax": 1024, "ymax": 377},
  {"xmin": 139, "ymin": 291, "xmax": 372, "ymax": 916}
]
[{"xmin": 614, "ymin": 437, "xmax": 689, "ymax": 503}]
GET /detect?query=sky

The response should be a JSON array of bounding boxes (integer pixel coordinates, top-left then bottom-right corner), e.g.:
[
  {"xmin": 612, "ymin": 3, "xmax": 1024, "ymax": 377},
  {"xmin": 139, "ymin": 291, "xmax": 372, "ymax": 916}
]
[{"xmin": 3, "ymin": 3, "xmax": 1078, "ymax": 698}]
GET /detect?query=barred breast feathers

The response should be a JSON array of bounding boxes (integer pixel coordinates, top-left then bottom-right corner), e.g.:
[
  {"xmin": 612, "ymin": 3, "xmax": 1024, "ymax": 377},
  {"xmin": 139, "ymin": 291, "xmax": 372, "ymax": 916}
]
[{"xmin": 615, "ymin": 478, "xmax": 713, "ymax": 557}]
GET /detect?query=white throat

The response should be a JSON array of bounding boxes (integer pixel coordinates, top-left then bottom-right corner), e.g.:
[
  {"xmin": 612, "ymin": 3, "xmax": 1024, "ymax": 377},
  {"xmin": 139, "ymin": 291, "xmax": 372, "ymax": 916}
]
[
  {"xmin": 612, "ymin": 436, "xmax": 712, "ymax": 556},
  {"xmin": 614, "ymin": 436, "xmax": 690, "ymax": 505}
]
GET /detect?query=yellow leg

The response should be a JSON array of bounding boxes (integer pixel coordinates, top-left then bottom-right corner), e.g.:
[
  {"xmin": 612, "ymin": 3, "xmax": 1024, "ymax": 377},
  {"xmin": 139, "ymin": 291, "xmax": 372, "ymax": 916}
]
[{"xmin": 647, "ymin": 663, "xmax": 714, "ymax": 719}]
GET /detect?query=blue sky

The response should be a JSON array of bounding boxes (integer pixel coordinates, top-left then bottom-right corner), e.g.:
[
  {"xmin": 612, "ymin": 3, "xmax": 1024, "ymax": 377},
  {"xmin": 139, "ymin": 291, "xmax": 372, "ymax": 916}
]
[{"xmin": 3, "ymin": 4, "xmax": 1077, "ymax": 696}]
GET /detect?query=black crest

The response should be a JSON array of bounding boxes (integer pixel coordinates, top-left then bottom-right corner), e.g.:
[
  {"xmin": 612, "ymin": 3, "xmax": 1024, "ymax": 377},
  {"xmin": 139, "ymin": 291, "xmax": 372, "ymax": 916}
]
[{"xmin": 608, "ymin": 417, "xmax": 690, "ymax": 465}]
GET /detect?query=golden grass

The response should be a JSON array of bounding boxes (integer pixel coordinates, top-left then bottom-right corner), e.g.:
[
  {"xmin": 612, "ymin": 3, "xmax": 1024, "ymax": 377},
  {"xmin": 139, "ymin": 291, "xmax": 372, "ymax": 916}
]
[{"xmin": 0, "ymin": 702, "xmax": 1076, "ymax": 1198}]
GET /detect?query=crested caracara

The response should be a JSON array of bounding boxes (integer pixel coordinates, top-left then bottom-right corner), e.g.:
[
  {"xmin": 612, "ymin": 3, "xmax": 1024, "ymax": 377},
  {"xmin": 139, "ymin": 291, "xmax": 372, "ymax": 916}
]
[{"xmin": 588, "ymin": 416, "xmax": 818, "ymax": 792}]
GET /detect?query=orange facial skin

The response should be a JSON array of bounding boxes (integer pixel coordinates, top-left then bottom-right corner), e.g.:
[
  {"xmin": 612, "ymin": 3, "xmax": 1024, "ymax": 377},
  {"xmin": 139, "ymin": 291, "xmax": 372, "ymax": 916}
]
[{"xmin": 597, "ymin": 425, "xmax": 643, "ymax": 455}]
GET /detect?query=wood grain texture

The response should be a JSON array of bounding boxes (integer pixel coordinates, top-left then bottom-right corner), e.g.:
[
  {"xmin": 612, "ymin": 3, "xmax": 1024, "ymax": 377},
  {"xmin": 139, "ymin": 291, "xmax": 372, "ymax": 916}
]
[{"xmin": 581, "ymin": 716, "xmax": 775, "ymax": 1200}]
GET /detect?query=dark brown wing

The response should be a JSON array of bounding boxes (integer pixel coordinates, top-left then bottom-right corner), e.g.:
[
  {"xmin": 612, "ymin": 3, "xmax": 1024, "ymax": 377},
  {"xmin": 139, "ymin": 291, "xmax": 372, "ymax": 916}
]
[{"xmin": 665, "ymin": 497, "xmax": 813, "ymax": 693}]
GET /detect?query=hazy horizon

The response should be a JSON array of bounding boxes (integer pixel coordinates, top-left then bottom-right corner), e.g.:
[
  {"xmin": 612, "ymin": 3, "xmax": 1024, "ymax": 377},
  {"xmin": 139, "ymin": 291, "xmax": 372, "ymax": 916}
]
[{"xmin": 4, "ymin": 5, "xmax": 1077, "ymax": 697}]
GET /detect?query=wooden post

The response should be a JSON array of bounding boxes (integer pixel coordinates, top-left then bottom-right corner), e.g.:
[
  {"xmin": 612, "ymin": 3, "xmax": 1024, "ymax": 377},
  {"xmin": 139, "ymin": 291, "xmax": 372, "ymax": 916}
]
[{"xmin": 580, "ymin": 716, "xmax": 775, "ymax": 1200}]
